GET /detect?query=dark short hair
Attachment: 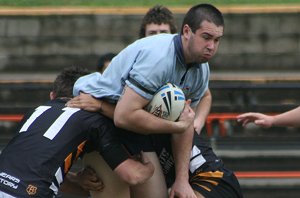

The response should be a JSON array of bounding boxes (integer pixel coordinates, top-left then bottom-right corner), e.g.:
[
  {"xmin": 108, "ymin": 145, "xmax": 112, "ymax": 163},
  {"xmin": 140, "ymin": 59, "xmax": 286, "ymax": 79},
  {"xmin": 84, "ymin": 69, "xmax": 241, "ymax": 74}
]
[
  {"xmin": 96, "ymin": 52, "xmax": 116, "ymax": 72},
  {"xmin": 52, "ymin": 66, "xmax": 90, "ymax": 98},
  {"xmin": 180, "ymin": 4, "xmax": 224, "ymax": 34},
  {"xmin": 139, "ymin": 5, "xmax": 177, "ymax": 38}
]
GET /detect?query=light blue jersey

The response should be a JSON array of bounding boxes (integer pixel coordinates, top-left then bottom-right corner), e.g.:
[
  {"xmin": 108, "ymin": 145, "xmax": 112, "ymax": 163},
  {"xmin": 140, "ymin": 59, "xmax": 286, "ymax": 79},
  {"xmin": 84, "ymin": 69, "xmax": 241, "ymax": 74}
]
[{"xmin": 73, "ymin": 34, "xmax": 209, "ymax": 107}]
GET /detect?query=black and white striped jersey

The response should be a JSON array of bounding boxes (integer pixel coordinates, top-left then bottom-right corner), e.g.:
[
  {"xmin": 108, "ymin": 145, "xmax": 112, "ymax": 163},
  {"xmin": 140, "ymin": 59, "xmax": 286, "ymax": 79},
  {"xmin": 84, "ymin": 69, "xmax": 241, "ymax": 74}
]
[{"xmin": 0, "ymin": 99, "xmax": 128, "ymax": 198}]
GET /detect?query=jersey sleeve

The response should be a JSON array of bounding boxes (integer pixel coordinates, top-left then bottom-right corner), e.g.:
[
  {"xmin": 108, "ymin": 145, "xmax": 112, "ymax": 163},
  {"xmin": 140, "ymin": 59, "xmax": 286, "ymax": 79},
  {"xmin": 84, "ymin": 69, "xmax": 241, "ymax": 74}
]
[
  {"xmin": 125, "ymin": 43, "xmax": 174, "ymax": 100},
  {"xmin": 87, "ymin": 117, "xmax": 130, "ymax": 170},
  {"xmin": 73, "ymin": 72, "xmax": 103, "ymax": 96}
]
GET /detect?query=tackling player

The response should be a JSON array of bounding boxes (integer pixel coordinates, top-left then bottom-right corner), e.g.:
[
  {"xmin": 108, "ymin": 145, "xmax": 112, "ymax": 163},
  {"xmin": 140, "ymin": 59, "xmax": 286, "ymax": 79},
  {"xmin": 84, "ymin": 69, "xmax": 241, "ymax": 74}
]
[
  {"xmin": 153, "ymin": 128, "xmax": 243, "ymax": 198},
  {"xmin": 0, "ymin": 67, "xmax": 154, "ymax": 198}
]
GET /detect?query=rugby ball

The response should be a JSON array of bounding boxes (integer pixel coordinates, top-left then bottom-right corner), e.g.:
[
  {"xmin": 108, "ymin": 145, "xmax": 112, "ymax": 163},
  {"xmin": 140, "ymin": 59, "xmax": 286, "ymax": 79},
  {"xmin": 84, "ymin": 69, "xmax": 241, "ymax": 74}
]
[{"xmin": 145, "ymin": 83, "xmax": 185, "ymax": 121}]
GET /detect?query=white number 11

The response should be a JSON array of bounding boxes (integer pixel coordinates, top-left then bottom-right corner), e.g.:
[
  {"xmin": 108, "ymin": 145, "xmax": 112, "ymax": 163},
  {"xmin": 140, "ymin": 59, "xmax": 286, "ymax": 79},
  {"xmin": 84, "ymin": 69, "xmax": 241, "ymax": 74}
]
[{"xmin": 19, "ymin": 106, "xmax": 80, "ymax": 140}]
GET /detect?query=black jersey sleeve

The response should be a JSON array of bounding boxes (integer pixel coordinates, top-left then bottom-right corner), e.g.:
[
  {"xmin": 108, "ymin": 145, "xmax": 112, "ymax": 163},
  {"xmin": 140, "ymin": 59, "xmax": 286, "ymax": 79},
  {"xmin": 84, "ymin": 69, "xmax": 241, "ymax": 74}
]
[{"xmin": 86, "ymin": 116, "xmax": 130, "ymax": 170}]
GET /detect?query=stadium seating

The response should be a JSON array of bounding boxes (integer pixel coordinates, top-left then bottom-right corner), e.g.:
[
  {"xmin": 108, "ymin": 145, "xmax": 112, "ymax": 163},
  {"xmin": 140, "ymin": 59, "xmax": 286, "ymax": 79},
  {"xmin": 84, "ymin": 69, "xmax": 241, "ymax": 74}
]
[{"xmin": 1, "ymin": 6, "xmax": 300, "ymax": 197}]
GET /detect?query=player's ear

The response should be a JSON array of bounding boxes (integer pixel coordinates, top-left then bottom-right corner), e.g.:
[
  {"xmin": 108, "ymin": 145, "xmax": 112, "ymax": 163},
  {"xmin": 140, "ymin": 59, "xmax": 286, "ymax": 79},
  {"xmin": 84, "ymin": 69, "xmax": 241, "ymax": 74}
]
[
  {"xmin": 50, "ymin": 91, "xmax": 56, "ymax": 100},
  {"xmin": 182, "ymin": 24, "xmax": 191, "ymax": 39}
]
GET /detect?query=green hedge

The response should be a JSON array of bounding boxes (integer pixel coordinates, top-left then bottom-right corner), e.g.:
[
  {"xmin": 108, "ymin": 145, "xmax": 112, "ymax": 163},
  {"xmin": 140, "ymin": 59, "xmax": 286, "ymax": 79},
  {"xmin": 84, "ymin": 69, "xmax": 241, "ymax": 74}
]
[{"xmin": 0, "ymin": 0, "xmax": 300, "ymax": 7}]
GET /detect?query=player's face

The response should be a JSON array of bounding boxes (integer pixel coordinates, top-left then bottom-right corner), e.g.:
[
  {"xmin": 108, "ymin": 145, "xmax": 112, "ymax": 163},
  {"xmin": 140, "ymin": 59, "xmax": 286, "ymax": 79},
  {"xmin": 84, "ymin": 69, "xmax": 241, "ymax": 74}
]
[
  {"xmin": 183, "ymin": 20, "xmax": 223, "ymax": 64},
  {"xmin": 145, "ymin": 23, "xmax": 171, "ymax": 37}
]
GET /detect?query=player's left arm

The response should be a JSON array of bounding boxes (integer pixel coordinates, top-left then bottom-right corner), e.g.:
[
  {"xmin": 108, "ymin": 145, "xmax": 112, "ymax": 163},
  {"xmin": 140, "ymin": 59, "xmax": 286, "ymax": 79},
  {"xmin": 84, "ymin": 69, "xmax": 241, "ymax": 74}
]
[
  {"xmin": 193, "ymin": 89, "xmax": 212, "ymax": 134},
  {"xmin": 66, "ymin": 92, "xmax": 115, "ymax": 119},
  {"xmin": 114, "ymin": 85, "xmax": 194, "ymax": 135},
  {"xmin": 170, "ymin": 123, "xmax": 196, "ymax": 198},
  {"xmin": 169, "ymin": 89, "xmax": 212, "ymax": 198}
]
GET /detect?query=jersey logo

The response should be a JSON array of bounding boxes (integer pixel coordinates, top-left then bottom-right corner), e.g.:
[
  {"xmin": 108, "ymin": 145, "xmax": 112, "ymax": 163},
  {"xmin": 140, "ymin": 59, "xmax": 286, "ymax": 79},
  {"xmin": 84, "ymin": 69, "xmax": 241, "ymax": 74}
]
[{"xmin": 26, "ymin": 184, "xmax": 37, "ymax": 195}]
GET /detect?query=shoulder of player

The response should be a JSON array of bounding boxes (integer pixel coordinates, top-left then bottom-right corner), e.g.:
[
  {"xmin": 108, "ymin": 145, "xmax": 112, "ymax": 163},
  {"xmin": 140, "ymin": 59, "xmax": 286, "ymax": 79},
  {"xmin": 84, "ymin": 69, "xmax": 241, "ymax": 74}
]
[{"xmin": 136, "ymin": 34, "xmax": 176, "ymax": 48}]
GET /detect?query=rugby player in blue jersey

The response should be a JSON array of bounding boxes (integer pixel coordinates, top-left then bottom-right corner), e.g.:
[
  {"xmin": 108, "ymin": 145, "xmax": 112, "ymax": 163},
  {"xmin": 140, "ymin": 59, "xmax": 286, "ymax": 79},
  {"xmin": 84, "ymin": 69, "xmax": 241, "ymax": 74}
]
[{"xmin": 67, "ymin": 4, "xmax": 244, "ymax": 198}]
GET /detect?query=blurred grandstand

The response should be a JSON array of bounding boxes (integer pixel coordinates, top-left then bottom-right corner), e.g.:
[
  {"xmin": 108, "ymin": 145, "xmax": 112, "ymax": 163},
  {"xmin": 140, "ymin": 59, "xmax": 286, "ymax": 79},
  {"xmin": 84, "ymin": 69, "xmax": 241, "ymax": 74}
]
[{"xmin": 1, "ymin": 5, "xmax": 300, "ymax": 198}]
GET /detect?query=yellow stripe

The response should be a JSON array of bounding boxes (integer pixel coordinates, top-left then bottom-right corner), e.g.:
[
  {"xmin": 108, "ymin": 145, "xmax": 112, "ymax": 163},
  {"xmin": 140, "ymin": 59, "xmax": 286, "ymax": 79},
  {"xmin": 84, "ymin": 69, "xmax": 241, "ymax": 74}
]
[
  {"xmin": 196, "ymin": 171, "xmax": 224, "ymax": 178},
  {"xmin": 64, "ymin": 141, "xmax": 86, "ymax": 173},
  {"xmin": 193, "ymin": 183, "xmax": 211, "ymax": 192},
  {"xmin": 190, "ymin": 171, "xmax": 224, "ymax": 190},
  {"xmin": 199, "ymin": 179, "xmax": 218, "ymax": 186},
  {"xmin": 64, "ymin": 153, "xmax": 72, "ymax": 173},
  {"xmin": 76, "ymin": 141, "xmax": 86, "ymax": 158}
]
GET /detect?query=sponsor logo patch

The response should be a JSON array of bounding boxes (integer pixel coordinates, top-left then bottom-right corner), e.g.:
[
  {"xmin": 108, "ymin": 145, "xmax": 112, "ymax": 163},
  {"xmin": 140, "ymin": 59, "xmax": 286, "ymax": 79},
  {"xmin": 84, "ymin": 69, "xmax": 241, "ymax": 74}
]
[{"xmin": 27, "ymin": 184, "xmax": 37, "ymax": 195}]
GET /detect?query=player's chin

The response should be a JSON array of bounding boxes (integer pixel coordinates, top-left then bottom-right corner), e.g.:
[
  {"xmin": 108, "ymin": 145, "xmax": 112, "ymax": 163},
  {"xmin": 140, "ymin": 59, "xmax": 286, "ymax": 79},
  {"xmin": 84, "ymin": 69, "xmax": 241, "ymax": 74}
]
[{"xmin": 196, "ymin": 57, "xmax": 209, "ymax": 64}]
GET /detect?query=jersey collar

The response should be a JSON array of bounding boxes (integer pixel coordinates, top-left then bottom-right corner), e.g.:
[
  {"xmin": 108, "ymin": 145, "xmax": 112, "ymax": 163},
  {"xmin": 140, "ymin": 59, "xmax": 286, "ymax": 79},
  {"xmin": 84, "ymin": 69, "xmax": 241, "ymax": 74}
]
[{"xmin": 174, "ymin": 34, "xmax": 198, "ymax": 69}]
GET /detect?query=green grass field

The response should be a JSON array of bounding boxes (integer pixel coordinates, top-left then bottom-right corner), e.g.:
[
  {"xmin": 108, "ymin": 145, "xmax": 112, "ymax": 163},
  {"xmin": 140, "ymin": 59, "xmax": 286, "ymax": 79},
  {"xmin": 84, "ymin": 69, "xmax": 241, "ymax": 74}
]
[{"xmin": 0, "ymin": 0, "xmax": 300, "ymax": 7}]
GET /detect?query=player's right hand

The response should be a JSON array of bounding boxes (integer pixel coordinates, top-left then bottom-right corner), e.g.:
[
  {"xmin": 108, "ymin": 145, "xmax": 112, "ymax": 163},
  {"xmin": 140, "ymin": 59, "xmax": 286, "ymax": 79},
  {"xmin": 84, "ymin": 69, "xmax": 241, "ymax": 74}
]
[
  {"xmin": 66, "ymin": 92, "xmax": 102, "ymax": 112},
  {"xmin": 169, "ymin": 177, "xmax": 197, "ymax": 198},
  {"xmin": 77, "ymin": 167, "xmax": 104, "ymax": 192},
  {"xmin": 237, "ymin": 112, "xmax": 274, "ymax": 128},
  {"xmin": 177, "ymin": 100, "xmax": 195, "ymax": 132}
]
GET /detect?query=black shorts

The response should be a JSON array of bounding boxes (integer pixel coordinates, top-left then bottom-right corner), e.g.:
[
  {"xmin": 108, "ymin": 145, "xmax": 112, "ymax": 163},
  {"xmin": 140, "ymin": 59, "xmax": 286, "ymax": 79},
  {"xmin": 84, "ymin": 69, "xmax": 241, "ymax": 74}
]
[
  {"xmin": 84, "ymin": 116, "xmax": 130, "ymax": 170},
  {"xmin": 116, "ymin": 128, "xmax": 158, "ymax": 155},
  {"xmin": 190, "ymin": 168, "xmax": 243, "ymax": 198},
  {"xmin": 152, "ymin": 133, "xmax": 175, "ymax": 188}
]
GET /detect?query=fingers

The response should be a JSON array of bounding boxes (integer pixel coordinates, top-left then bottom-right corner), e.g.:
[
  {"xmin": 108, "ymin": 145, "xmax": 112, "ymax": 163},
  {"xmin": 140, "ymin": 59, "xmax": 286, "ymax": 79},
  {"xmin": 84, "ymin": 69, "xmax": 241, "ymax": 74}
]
[
  {"xmin": 66, "ymin": 96, "xmax": 81, "ymax": 108},
  {"xmin": 139, "ymin": 151, "xmax": 148, "ymax": 164},
  {"xmin": 237, "ymin": 112, "xmax": 270, "ymax": 128},
  {"xmin": 237, "ymin": 112, "xmax": 255, "ymax": 119},
  {"xmin": 237, "ymin": 112, "xmax": 263, "ymax": 120},
  {"xmin": 83, "ymin": 167, "xmax": 98, "ymax": 181},
  {"xmin": 185, "ymin": 99, "xmax": 192, "ymax": 106},
  {"xmin": 237, "ymin": 112, "xmax": 258, "ymax": 126},
  {"xmin": 79, "ymin": 167, "xmax": 104, "ymax": 191},
  {"xmin": 237, "ymin": 117, "xmax": 252, "ymax": 127},
  {"xmin": 183, "ymin": 100, "xmax": 194, "ymax": 113},
  {"xmin": 241, "ymin": 119, "xmax": 250, "ymax": 127},
  {"xmin": 66, "ymin": 95, "xmax": 88, "ymax": 109},
  {"xmin": 169, "ymin": 189, "xmax": 174, "ymax": 198},
  {"xmin": 83, "ymin": 180, "xmax": 104, "ymax": 192}
]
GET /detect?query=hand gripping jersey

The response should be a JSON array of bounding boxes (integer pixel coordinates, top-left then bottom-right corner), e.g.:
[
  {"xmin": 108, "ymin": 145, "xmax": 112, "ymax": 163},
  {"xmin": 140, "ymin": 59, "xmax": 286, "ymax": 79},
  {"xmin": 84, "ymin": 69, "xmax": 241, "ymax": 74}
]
[{"xmin": 0, "ymin": 99, "xmax": 128, "ymax": 198}]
